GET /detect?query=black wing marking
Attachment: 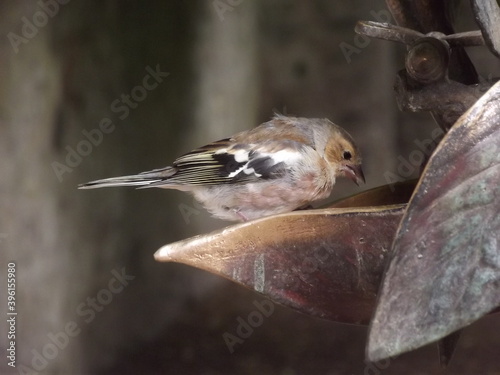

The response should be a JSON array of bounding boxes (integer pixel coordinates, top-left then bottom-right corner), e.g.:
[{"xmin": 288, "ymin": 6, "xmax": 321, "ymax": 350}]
[
  {"xmin": 166, "ymin": 139, "xmax": 250, "ymax": 185},
  {"xmin": 239, "ymin": 151, "xmax": 287, "ymax": 179},
  {"xmin": 153, "ymin": 139, "xmax": 293, "ymax": 186}
]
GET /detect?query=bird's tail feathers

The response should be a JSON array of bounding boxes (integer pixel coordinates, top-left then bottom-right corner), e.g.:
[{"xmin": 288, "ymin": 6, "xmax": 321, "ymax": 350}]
[{"xmin": 78, "ymin": 167, "xmax": 176, "ymax": 189}]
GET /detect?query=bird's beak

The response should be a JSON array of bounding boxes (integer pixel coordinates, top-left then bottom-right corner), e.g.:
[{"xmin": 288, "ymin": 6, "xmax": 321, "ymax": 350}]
[{"xmin": 342, "ymin": 164, "xmax": 365, "ymax": 186}]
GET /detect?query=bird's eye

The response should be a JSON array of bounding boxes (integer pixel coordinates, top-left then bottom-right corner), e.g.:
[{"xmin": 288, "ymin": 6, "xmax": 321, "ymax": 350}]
[{"xmin": 343, "ymin": 151, "xmax": 352, "ymax": 160}]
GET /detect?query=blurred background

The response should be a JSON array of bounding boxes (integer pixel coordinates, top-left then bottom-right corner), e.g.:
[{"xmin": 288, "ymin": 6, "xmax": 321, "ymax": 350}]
[{"xmin": 1, "ymin": 1, "xmax": 499, "ymax": 374}]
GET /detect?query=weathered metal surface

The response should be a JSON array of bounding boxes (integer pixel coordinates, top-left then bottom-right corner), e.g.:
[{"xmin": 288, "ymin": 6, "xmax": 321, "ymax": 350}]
[
  {"xmin": 355, "ymin": 21, "xmax": 424, "ymax": 45},
  {"xmin": 394, "ymin": 71, "xmax": 485, "ymax": 130},
  {"xmin": 355, "ymin": 21, "xmax": 485, "ymax": 48},
  {"xmin": 471, "ymin": 0, "xmax": 500, "ymax": 57},
  {"xmin": 367, "ymin": 81, "xmax": 500, "ymax": 361},
  {"xmin": 355, "ymin": 19, "xmax": 487, "ymax": 131},
  {"xmin": 385, "ymin": 0, "xmax": 452, "ymax": 34},
  {"xmin": 155, "ymin": 204, "xmax": 406, "ymax": 325},
  {"xmin": 405, "ymin": 37, "xmax": 450, "ymax": 84},
  {"xmin": 329, "ymin": 180, "xmax": 415, "ymax": 209},
  {"xmin": 385, "ymin": 0, "xmax": 478, "ymax": 85}
]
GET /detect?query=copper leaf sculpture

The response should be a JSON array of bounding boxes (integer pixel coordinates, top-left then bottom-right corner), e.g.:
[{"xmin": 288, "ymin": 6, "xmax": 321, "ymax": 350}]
[
  {"xmin": 154, "ymin": 182, "xmax": 415, "ymax": 325},
  {"xmin": 156, "ymin": 205, "xmax": 405, "ymax": 325},
  {"xmin": 367, "ymin": 81, "xmax": 500, "ymax": 361}
]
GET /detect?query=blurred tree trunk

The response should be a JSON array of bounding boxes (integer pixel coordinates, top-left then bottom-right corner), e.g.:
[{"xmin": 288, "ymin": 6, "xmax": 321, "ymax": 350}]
[
  {"xmin": 0, "ymin": 1, "xmax": 129, "ymax": 373},
  {"xmin": 0, "ymin": 0, "xmax": 258, "ymax": 373}
]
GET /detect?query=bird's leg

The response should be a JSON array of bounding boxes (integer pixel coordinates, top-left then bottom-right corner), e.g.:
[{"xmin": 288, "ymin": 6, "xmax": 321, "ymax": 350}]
[{"xmin": 235, "ymin": 210, "xmax": 249, "ymax": 222}]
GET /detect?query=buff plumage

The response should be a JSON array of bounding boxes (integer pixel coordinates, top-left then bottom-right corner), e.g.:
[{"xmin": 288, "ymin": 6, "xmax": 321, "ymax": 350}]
[{"xmin": 79, "ymin": 115, "xmax": 364, "ymax": 221}]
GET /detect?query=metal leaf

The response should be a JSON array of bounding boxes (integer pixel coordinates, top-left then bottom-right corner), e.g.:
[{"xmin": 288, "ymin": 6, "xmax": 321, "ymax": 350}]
[
  {"xmin": 367, "ymin": 81, "xmax": 500, "ymax": 361},
  {"xmin": 471, "ymin": 0, "xmax": 500, "ymax": 58},
  {"xmin": 329, "ymin": 180, "xmax": 415, "ymax": 209},
  {"xmin": 155, "ymin": 201, "xmax": 406, "ymax": 325}
]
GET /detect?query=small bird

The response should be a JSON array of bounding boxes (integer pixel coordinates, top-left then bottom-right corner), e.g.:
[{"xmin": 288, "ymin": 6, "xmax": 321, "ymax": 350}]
[{"xmin": 79, "ymin": 115, "xmax": 364, "ymax": 222}]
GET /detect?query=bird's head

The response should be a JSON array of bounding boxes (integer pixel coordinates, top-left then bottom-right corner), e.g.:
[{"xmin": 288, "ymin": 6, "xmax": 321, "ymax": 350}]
[{"xmin": 323, "ymin": 124, "xmax": 365, "ymax": 186}]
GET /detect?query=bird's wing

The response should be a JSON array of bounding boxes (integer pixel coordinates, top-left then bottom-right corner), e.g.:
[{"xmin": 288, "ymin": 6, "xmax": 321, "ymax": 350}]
[{"xmin": 149, "ymin": 138, "xmax": 305, "ymax": 187}]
